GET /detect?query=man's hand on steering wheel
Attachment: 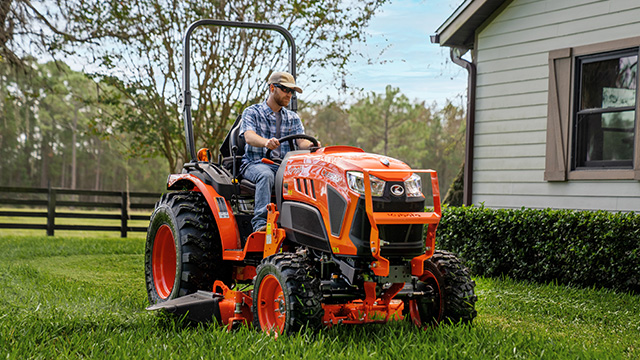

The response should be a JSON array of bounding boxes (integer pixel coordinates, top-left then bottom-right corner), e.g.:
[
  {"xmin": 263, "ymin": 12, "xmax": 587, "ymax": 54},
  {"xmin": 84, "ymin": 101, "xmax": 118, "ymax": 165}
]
[
  {"xmin": 298, "ymin": 138, "xmax": 321, "ymax": 149},
  {"xmin": 264, "ymin": 134, "xmax": 320, "ymax": 163},
  {"xmin": 264, "ymin": 137, "xmax": 280, "ymax": 150}
]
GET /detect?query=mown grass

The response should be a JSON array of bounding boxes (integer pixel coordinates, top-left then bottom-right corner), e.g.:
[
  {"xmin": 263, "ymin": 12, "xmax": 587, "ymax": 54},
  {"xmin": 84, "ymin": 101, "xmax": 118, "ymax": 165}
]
[{"xmin": 0, "ymin": 234, "xmax": 638, "ymax": 359}]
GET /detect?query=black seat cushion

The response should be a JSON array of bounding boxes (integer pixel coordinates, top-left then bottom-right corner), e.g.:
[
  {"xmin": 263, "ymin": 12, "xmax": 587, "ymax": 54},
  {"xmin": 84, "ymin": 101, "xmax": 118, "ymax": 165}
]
[{"xmin": 227, "ymin": 118, "xmax": 257, "ymax": 196}]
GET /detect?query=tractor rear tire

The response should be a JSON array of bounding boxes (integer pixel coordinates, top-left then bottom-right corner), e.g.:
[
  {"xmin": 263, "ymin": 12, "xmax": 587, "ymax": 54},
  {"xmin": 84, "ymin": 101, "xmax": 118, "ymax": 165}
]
[
  {"xmin": 252, "ymin": 253, "xmax": 323, "ymax": 335},
  {"xmin": 407, "ymin": 250, "xmax": 477, "ymax": 327},
  {"xmin": 145, "ymin": 191, "xmax": 231, "ymax": 305}
]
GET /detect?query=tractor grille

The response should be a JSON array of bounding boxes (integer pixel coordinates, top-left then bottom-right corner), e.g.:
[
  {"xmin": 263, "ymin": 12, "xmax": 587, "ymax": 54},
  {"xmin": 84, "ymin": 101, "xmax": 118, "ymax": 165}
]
[{"xmin": 349, "ymin": 194, "xmax": 425, "ymax": 259}]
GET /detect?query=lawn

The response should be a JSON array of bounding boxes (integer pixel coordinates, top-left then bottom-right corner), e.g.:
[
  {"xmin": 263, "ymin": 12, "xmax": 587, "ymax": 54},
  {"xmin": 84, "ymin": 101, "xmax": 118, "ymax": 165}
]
[{"xmin": 0, "ymin": 234, "xmax": 637, "ymax": 359}]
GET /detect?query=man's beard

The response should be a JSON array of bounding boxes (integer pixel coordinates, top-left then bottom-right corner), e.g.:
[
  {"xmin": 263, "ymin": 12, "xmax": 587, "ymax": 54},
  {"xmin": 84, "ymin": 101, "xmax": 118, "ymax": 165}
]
[{"xmin": 275, "ymin": 92, "xmax": 291, "ymax": 107}]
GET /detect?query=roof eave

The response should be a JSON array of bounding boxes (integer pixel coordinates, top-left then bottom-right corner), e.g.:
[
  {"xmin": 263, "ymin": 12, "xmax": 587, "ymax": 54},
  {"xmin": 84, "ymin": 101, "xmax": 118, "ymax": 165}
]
[{"xmin": 432, "ymin": 0, "xmax": 508, "ymax": 49}]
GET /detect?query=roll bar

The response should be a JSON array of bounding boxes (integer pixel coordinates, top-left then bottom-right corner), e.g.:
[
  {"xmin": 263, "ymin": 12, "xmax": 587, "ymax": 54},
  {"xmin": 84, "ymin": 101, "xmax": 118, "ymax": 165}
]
[{"xmin": 181, "ymin": 19, "xmax": 297, "ymax": 162}]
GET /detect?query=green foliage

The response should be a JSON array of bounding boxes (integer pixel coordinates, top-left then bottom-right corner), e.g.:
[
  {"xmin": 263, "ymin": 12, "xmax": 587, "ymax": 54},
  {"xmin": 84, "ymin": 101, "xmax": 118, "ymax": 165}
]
[
  {"xmin": 302, "ymin": 87, "xmax": 465, "ymax": 195},
  {"xmin": 437, "ymin": 206, "xmax": 640, "ymax": 293},
  {"xmin": 1, "ymin": 56, "xmax": 464, "ymax": 193},
  {"xmin": 1, "ymin": 235, "xmax": 639, "ymax": 359},
  {"xmin": 0, "ymin": 59, "xmax": 168, "ymax": 191},
  {"xmin": 349, "ymin": 85, "xmax": 423, "ymax": 159},
  {"xmin": 348, "ymin": 86, "xmax": 465, "ymax": 193},
  {"xmin": 56, "ymin": 0, "xmax": 389, "ymax": 171},
  {"xmin": 299, "ymin": 99, "xmax": 352, "ymax": 147},
  {"xmin": 442, "ymin": 164, "xmax": 463, "ymax": 206},
  {"xmin": 1, "ymin": 0, "xmax": 77, "ymax": 68},
  {"xmin": 6, "ymin": 2, "xmax": 467, "ymax": 189}
]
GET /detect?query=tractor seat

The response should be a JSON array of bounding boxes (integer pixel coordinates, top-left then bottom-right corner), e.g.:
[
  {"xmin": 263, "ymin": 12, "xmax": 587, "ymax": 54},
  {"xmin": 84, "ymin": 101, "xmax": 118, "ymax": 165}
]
[{"xmin": 228, "ymin": 123, "xmax": 257, "ymax": 196}]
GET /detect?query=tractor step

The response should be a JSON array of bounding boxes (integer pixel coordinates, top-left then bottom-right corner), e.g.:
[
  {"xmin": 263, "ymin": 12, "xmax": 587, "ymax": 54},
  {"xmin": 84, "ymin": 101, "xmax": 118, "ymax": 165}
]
[{"xmin": 146, "ymin": 290, "xmax": 223, "ymax": 323}]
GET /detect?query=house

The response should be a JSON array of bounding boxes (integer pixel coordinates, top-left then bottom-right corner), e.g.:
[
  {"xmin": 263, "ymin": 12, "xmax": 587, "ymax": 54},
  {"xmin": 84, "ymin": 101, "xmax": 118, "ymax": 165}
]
[{"xmin": 432, "ymin": 0, "xmax": 640, "ymax": 211}]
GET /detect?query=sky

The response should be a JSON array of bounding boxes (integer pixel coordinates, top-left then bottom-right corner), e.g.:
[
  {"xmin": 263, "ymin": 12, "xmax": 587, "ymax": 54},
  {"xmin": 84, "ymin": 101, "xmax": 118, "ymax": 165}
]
[{"xmin": 304, "ymin": 0, "xmax": 468, "ymax": 108}]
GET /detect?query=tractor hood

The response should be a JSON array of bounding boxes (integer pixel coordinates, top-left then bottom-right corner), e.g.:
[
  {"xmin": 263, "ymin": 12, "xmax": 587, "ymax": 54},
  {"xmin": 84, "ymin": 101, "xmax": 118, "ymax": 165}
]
[
  {"xmin": 286, "ymin": 145, "xmax": 414, "ymax": 182},
  {"xmin": 284, "ymin": 146, "xmax": 412, "ymax": 191}
]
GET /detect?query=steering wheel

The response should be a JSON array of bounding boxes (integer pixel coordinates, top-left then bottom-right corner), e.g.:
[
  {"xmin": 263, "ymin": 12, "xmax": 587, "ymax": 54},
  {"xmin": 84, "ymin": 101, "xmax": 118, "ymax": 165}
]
[{"xmin": 264, "ymin": 134, "xmax": 320, "ymax": 162}]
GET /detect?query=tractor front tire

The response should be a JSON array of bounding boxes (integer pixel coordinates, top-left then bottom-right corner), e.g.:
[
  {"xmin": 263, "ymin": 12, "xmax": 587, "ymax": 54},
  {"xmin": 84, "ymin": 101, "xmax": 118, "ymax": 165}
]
[
  {"xmin": 407, "ymin": 250, "xmax": 477, "ymax": 327},
  {"xmin": 252, "ymin": 253, "xmax": 323, "ymax": 335},
  {"xmin": 145, "ymin": 191, "xmax": 231, "ymax": 305}
]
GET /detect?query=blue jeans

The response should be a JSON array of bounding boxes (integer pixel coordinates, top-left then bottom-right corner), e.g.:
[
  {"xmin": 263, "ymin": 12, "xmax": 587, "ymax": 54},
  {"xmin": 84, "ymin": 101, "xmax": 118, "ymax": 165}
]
[{"xmin": 241, "ymin": 161, "xmax": 281, "ymax": 231}]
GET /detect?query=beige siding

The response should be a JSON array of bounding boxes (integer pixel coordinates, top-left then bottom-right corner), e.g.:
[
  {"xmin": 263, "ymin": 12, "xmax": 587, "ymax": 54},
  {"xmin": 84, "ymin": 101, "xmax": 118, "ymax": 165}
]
[
  {"xmin": 473, "ymin": 194, "xmax": 640, "ymax": 212},
  {"xmin": 476, "ymin": 79, "xmax": 547, "ymax": 98},
  {"xmin": 475, "ymin": 130, "xmax": 547, "ymax": 147},
  {"xmin": 476, "ymin": 105, "xmax": 547, "ymax": 121},
  {"xmin": 472, "ymin": 0, "xmax": 640, "ymax": 211},
  {"xmin": 475, "ymin": 144, "xmax": 546, "ymax": 159},
  {"xmin": 475, "ymin": 181, "xmax": 640, "ymax": 197},
  {"xmin": 476, "ymin": 92, "xmax": 548, "ymax": 111},
  {"xmin": 475, "ymin": 118, "xmax": 546, "ymax": 134}
]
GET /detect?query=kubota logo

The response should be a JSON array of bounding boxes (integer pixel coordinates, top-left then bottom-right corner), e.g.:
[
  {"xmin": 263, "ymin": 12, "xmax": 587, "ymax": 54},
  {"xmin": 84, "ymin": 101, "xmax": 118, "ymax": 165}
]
[{"xmin": 390, "ymin": 185, "xmax": 404, "ymax": 196}]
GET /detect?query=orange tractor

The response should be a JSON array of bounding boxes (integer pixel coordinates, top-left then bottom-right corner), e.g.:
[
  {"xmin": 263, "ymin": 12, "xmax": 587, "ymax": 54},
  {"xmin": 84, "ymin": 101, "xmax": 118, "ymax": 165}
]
[{"xmin": 145, "ymin": 20, "xmax": 477, "ymax": 334}]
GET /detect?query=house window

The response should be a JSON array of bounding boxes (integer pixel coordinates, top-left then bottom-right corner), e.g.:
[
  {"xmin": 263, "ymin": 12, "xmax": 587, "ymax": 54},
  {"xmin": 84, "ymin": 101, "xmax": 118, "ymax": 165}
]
[
  {"xmin": 573, "ymin": 49, "xmax": 638, "ymax": 169},
  {"xmin": 545, "ymin": 39, "xmax": 640, "ymax": 182}
]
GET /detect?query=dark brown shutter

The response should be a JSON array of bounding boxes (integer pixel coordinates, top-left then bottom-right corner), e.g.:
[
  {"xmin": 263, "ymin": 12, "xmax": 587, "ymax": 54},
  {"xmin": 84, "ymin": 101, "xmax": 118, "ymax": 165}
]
[{"xmin": 544, "ymin": 48, "xmax": 573, "ymax": 181}]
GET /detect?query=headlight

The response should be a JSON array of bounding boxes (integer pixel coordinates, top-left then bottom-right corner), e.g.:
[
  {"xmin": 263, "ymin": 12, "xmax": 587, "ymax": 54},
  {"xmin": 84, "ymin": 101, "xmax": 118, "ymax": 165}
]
[
  {"xmin": 347, "ymin": 171, "xmax": 385, "ymax": 197},
  {"xmin": 404, "ymin": 173, "xmax": 423, "ymax": 197}
]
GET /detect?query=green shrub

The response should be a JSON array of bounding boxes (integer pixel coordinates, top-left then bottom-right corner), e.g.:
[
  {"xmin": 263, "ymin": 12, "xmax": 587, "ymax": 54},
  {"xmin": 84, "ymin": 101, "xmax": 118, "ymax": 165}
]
[{"xmin": 436, "ymin": 206, "xmax": 640, "ymax": 293}]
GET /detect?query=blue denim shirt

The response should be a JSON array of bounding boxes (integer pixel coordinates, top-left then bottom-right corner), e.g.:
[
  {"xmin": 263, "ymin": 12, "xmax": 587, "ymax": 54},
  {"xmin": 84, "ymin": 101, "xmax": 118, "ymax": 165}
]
[{"xmin": 239, "ymin": 101, "xmax": 304, "ymax": 168}]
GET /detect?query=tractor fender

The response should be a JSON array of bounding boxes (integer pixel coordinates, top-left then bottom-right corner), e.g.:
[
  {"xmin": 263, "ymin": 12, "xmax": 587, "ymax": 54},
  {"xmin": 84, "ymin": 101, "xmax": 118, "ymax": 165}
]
[{"xmin": 167, "ymin": 173, "xmax": 242, "ymax": 249}]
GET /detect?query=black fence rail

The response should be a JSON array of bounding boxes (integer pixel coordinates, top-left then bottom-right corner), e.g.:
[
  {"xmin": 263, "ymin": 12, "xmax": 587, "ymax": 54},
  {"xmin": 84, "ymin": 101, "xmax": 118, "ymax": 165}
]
[{"xmin": 0, "ymin": 185, "xmax": 162, "ymax": 237}]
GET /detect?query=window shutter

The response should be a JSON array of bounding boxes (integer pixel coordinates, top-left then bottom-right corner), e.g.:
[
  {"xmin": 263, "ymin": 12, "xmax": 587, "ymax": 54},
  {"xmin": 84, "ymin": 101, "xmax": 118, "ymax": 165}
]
[{"xmin": 544, "ymin": 48, "xmax": 573, "ymax": 181}]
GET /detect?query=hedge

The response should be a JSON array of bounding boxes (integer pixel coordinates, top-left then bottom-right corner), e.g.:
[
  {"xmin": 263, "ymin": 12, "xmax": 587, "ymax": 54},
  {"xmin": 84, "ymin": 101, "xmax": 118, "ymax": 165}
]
[{"xmin": 435, "ymin": 206, "xmax": 640, "ymax": 294}]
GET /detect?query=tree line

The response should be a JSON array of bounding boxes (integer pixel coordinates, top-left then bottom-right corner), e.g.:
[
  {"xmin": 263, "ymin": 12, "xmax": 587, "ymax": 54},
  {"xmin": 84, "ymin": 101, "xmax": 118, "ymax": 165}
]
[
  {"xmin": 0, "ymin": 59, "xmax": 464, "ymax": 194},
  {"xmin": 1, "ymin": 0, "xmax": 464, "ymax": 194},
  {"xmin": 0, "ymin": 58, "xmax": 167, "ymax": 191},
  {"xmin": 301, "ymin": 87, "xmax": 465, "ymax": 195}
]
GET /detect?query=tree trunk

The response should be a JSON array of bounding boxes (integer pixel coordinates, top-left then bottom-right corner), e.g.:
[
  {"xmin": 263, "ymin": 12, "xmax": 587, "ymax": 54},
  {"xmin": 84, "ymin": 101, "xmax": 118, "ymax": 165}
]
[
  {"xmin": 40, "ymin": 132, "xmax": 51, "ymax": 188},
  {"xmin": 383, "ymin": 108, "xmax": 389, "ymax": 156},
  {"xmin": 23, "ymin": 97, "xmax": 32, "ymax": 180},
  {"xmin": 94, "ymin": 138, "xmax": 101, "ymax": 191},
  {"xmin": 71, "ymin": 105, "xmax": 78, "ymax": 189},
  {"xmin": 60, "ymin": 159, "xmax": 66, "ymax": 188},
  {"xmin": 443, "ymin": 162, "xmax": 464, "ymax": 207},
  {"xmin": 39, "ymin": 103, "xmax": 51, "ymax": 188},
  {"xmin": 93, "ymin": 137, "xmax": 101, "ymax": 202}
]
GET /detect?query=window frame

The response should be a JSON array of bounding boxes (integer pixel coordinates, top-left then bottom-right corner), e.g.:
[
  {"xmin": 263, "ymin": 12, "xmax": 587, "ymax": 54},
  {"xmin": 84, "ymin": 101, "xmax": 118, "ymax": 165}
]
[
  {"xmin": 544, "ymin": 36, "xmax": 640, "ymax": 181},
  {"xmin": 571, "ymin": 48, "xmax": 638, "ymax": 171}
]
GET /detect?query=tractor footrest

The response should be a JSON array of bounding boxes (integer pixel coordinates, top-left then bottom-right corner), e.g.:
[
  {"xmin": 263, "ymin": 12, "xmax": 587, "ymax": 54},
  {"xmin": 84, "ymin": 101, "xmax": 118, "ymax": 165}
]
[{"xmin": 146, "ymin": 290, "xmax": 223, "ymax": 323}]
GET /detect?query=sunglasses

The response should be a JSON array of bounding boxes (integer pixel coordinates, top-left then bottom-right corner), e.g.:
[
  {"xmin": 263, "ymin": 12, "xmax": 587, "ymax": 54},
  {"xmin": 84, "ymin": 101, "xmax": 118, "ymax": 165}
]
[{"xmin": 273, "ymin": 83, "xmax": 295, "ymax": 94}]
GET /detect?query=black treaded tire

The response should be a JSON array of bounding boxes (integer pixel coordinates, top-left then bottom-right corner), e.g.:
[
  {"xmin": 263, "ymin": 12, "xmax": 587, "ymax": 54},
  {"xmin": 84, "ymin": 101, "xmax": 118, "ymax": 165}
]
[
  {"xmin": 252, "ymin": 253, "xmax": 323, "ymax": 335},
  {"xmin": 145, "ymin": 191, "xmax": 231, "ymax": 305},
  {"xmin": 407, "ymin": 250, "xmax": 477, "ymax": 327}
]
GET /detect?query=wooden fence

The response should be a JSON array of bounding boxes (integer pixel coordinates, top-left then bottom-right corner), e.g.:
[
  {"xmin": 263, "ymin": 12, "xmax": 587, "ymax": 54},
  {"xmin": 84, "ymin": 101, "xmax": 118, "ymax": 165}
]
[{"xmin": 0, "ymin": 186, "xmax": 161, "ymax": 237}]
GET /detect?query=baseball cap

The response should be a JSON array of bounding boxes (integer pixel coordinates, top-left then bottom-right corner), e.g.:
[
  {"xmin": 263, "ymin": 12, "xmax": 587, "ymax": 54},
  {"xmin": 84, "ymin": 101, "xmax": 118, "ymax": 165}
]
[{"xmin": 268, "ymin": 71, "xmax": 303, "ymax": 93}]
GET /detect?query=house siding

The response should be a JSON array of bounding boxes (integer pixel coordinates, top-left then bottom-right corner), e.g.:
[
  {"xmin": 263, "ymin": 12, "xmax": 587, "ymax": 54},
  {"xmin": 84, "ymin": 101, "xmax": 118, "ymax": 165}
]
[{"xmin": 473, "ymin": 0, "xmax": 640, "ymax": 211}]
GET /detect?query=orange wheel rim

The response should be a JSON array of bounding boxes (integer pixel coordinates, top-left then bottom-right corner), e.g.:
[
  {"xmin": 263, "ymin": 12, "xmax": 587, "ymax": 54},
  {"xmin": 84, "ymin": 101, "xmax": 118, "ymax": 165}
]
[
  {"xmin": 257, "ymin": 274, "xmax": 286, "ymax": 333},
  {"xmin": 152, "ymin": 224, "xmax": 176, "ymax": 299},
  {"xmin": 410, "ymin": 271, "xmax": 442, "ymax": 326},
  {"xmin": 409, "ymin": 299, "xmax": 421, "ymax": 327}
]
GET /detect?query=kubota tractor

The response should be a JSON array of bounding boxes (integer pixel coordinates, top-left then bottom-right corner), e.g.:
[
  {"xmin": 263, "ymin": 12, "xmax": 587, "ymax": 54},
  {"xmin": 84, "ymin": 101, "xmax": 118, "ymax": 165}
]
[{"xmin": 145, "ymin": 20, "xmax": 477, "ymax": 334}]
